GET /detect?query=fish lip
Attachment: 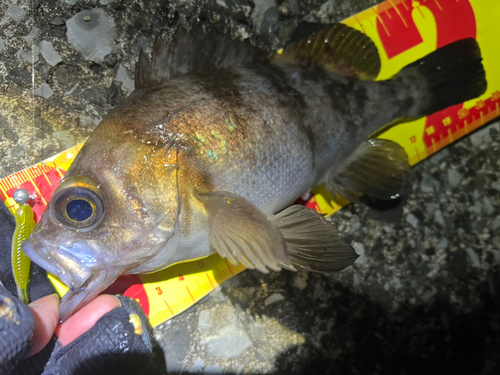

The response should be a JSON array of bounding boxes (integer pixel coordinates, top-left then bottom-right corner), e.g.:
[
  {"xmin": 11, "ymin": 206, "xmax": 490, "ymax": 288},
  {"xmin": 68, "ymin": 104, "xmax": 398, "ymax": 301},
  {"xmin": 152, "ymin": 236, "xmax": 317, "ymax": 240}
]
[
  {"xmin": 22, "ymin": 238, "xmax": 66, "ymax": 280},
  {"xmin": 22, "ymin": 237, "xmax": 91, "ymax": 292}
]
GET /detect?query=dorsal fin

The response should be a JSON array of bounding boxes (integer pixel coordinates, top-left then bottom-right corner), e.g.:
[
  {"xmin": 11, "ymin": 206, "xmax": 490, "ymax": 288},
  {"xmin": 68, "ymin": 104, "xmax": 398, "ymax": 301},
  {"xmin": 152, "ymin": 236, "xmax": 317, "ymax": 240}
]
[
  {"xmin": 271, "ymin": 23, "xmax": 381, "ymax": 80},
  {"xmin": 135, "ymin": 28, "xmax": 265, "ymax": 89}
]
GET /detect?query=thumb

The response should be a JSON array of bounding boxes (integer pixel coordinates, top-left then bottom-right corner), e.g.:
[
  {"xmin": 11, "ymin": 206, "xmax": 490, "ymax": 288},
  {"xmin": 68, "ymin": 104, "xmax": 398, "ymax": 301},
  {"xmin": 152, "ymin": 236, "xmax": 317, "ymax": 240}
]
[{"xmin": 27, "ymin": 294, "xmax": 60, "ymax": 357}]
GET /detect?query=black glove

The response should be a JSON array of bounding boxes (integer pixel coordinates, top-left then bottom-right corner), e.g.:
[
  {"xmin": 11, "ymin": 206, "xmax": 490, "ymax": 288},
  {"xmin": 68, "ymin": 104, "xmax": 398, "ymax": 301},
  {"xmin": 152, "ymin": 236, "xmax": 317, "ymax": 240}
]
[
  {"xmin": 41, "ymin": 295, "xmax": 162, "ymax": 375},
  {"xmin": 0, "ymin": 283, "xmax": 36, "ymax": 375}
]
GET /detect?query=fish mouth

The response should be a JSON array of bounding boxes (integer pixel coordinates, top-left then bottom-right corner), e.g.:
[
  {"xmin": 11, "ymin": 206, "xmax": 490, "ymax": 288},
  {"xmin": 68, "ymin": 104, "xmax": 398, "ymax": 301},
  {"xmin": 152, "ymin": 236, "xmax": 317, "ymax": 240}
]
[
  {"xmin": 22, "ymin": 238, "xmax": 92, "ymax": 290},
  {"xmin": 22, "ymin": 237, "xmax": 119, "ymax": 322}
]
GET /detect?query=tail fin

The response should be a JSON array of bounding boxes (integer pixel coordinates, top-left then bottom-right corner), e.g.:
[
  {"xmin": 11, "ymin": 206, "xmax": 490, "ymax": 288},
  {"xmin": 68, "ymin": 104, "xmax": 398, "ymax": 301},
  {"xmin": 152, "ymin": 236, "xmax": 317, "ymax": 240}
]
[{"xmin": 395, "ymin": 38, "xmax": 487, "ymax": 117}]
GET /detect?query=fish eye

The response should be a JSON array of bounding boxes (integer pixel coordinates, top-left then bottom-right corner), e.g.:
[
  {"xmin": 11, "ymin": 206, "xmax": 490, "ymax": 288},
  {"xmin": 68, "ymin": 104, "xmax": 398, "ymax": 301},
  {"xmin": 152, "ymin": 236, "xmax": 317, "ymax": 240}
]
[
  {"xmin": 66, "ymin": 199, "xmax": 94, "ymax": 221},
  {"xmin": 51, "ymin": 181, "xmax": 104, "ymax": 231}
]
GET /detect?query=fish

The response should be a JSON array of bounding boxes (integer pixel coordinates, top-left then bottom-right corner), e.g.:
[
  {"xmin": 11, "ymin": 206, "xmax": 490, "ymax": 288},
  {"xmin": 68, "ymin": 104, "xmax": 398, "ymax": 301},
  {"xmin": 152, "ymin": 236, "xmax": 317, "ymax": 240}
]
[{"xmin": 22, "ymin": 24, "xmax": 487, "ymax": 321}]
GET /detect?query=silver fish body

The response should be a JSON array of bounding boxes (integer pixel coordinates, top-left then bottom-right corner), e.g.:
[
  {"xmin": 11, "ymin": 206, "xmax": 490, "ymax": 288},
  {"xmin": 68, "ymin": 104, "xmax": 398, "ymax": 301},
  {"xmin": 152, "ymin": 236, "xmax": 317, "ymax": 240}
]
[{"xmin": 22, "ymin": 28, "xmax": 487, "ymax": 320}]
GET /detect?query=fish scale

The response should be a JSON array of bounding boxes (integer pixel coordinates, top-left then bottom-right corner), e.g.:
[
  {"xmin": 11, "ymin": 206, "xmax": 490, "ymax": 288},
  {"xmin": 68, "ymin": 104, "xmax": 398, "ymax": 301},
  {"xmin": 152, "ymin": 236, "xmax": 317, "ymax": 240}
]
[{"xmin": 1, "ymin": 0, "xmax": 499, "ymax": 327}]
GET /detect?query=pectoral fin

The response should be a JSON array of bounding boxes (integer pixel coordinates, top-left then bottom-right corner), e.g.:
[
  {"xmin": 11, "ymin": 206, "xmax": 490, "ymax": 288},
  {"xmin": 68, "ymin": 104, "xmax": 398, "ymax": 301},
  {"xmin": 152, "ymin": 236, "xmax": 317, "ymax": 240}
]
[
  {"xmin": 327, "ymin": 138, "xmax": 410, "ymax": 202},
  {"xmin": 270, "ymin": 205, "xmax": 358, "ymax": 272},
  {"xmin": 198, "ymin": 192, "xmax": 288, "ymax": 273}
]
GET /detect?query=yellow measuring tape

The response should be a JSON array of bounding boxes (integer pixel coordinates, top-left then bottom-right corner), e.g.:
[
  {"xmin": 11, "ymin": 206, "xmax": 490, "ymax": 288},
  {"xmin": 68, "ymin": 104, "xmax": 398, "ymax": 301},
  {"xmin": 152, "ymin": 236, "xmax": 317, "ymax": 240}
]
[{"xmin": 1, "ymin": 0, "xmax": 499, "ymax": 326}]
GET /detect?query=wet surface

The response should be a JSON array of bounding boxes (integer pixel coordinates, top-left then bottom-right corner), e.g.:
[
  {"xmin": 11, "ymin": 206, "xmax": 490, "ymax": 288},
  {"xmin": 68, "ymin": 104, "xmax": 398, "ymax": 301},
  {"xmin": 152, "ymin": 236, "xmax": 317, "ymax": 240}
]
[{"xmin": 0, "ymin": 0, "xmax": 499, "ymax": 374}]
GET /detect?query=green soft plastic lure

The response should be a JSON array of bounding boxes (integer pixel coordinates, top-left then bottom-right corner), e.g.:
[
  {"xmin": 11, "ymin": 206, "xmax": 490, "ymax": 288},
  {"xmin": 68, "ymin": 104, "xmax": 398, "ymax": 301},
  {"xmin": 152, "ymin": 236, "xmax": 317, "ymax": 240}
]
[{"xmin": 12, "ymin": 199, "xmax": 35, "ymax": 305}]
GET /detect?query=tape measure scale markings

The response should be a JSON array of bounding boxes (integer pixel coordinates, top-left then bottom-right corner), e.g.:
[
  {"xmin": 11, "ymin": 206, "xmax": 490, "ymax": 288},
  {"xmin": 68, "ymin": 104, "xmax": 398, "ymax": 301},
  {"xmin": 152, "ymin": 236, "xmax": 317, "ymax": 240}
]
[
  {"xmin": 0, "ymin": 143, "xmax": 83, "ymax": 218},
  {"xmin": 1, "ymin": 0, "xmax": 499, "ymax": 327},
  {"xmin": 315, "ymin": 0, "xmax": 500, "ymax": 217}
]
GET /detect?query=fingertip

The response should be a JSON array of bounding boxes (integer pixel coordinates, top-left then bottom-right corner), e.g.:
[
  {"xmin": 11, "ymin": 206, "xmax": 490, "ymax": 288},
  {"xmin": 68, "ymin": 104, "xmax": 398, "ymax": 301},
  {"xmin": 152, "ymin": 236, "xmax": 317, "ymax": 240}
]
[
  {"xmin": 27, "ymin": 294, "xmax": 60, "ymax": 357},
  {"xmin": 56, "ymin": 295, "xmax": 121, "ymax": 347}
]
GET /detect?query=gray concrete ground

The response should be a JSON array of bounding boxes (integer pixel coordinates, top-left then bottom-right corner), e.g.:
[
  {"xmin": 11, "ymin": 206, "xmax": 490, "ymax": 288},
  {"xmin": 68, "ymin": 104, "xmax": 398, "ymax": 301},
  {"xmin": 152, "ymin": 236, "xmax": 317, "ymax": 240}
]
[{"xmin": 0, "ymin": 0, "xmax": 499, "ymax": 374}]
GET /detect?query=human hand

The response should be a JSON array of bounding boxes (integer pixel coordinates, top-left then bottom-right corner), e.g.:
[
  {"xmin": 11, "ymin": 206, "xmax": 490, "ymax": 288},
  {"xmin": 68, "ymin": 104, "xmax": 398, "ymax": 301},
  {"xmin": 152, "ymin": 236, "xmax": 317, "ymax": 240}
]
[
  {"xmin": 27, "ymin": 294, "xmax": 121, "ymax": 357},
  {"xmin": 1, "ymin": 286, "xmax": 159, "ymax": 375}
]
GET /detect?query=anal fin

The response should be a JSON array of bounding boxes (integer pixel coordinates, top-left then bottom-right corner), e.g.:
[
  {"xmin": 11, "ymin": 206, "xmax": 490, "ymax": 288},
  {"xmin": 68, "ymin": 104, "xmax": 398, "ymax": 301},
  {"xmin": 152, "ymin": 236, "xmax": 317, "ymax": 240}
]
[
  {"xmin": 327, "ymin": 138, "xmax": 410, "ymax": 202},
  {"xmin": 270, "ymin": 205, "xmax": 358, "ymax": 272}
]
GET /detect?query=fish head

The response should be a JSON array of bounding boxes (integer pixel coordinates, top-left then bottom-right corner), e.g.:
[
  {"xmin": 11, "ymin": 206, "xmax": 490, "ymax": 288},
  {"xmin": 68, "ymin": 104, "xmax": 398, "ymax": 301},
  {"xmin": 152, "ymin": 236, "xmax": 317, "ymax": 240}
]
[{"xmin": 23, "ymin": 144, "xmax": 180, "ymax": 320}]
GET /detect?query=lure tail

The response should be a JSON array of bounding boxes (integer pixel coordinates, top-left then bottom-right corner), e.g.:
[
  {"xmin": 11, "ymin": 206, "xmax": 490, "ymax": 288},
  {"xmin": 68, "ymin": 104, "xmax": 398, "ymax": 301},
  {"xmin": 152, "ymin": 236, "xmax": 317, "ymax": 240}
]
[{"xmin": 12, "ymin": 204, "xmax": 34, "ymax": 304}]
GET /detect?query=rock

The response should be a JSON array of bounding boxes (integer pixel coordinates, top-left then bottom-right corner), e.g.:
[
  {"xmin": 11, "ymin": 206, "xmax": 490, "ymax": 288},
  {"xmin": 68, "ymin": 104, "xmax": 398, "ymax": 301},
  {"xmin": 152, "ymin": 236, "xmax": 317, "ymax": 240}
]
[
  {"xmin": 50, "ymin": 17, "xmax": 66, "ymax": 26},
  {"xmin": 251, "ymin": 0, "xmax": 278, "ymax": 43},
  {"xmin": 64, "ymin": 84, "xmax": 80, "ymax": 97},
  {"xmin": 0, "ymin": 38, "xmax": 5, "ymax": 52},
  {"xmin": 492, "ymin": 235, "xmax": 500, "ymax": 250},
  {"xmin": 420, "ymin": 173, "xmax": 440, "ymax": 193},
  {"xmin": 292, "ymin": 271, "xmax": 308, "ymax": 290},
  {"xmin": 352, "ymin": 242, "xmax": 365, "ymax": 264},
  {"xmin": 448, "ymin": 167, "xmax": 462, "ymax": 187},
  {"xmin": 193, "ymin": 358, "xmax": 203, "ymax": 372},
  {"xmin": 216, "ymin": 0, "xmax": 227, "ymax": 8},
  {"xmin": 104, "ymin": 53, "xmax": 118, "ymax": 67},
  {"xmin": 465, "ymin": 248, "xmax": 481, "ymax": 268},
  {"xmin": 16, "ymin": 46, "xmax": 40, "ymax": 63},
  {"xmin": 162, "ymin": 328, "xmax": 191, "ymax": 373},
  {"xmin": 116, "ymin": 64, "xmax": 135, "ymax": 93},
  {"xmin": 203, "ymin": 364, "xmax": 222, "ymax": 374},
  {"xmin": 8, "ymin": 5, "xmax": 26, "ymax": 23},
  {"xmin": 83, "ymin": 86, "xmax": 108, "ymax": 106},
  {"xmin": 8, "ymin": 68, "xmax": 31, "ymax": 86},
  {"xmin": 313, "ymin": 283, "xmax": 324, "ymax": 299},
  {"xmin": 48, "ymin": 26, "xmax": 66, "ymax": 39},
  {"xmin": 483, "ymin": 197, "xmax": 495, "ymax": 215},
  {"xmin": 321, "ymin": 0, "xmax": 335, "ymax": 14},
  {"xmin": 66, "ymin": 9, "xmax": 116, "ymax": 63},
  {"xmin": 64, "ymin": 0, "xmax": 78, "ymax": 5},
  {"xmin": 80, "ymin": 116, "xmax": 101, "ymax": 130},
  {"xmin": 353, "ymin": 273, "xmax": 360, "ymax": 287},
  {"xmin": 436, "ymin": 238, "xmax": 449, "ymax": 251},
  {"xmin": 22, "ymin": 27, "xmax": 39, "ymax": 45},
  {"xmin": 430, "ymin": 148, "xmax": 449, "ymax": 164},
  {"xmin": 198, "ymin": 309, "xmax": 212, "ymax": 331},
  {"xmin": 0, "ymin": 122, "xmax": 19, "ymax": 143},
  {"xmin": 489, "ymin": 217, "xmax": 500, "ymax": 231},
  {"xmin": 41, "ymin": 40, "xmax": 62, "ymax": 66},
  {"xmin": 264, "ymin": 293, "xmax": 284, "ymax": 306},
  {"xmin": 393, "ymin": 276, "xmax": 402, "ymax": 289},
  {"xmin": 470, "ymin": 126, "xmax": 491, "ymax": 148},
  {"xmin": 55, "ymin": 65, "xmax": 76, "ymax": 88},
  {"xmin": 33, "ymin": 83, "xmax": 54, "ymax": 99},
  {"xmin": 199, "ymin": 304, "xmax": 252, "ymax": 358},
  {"xmin": 406, "ymin": 213, "xmax": 419, "ymax": 228},
  {"xmin": 100, "ymin": 0, "xmax": 115, "ymax": 4},
  {"xmin": 420, "ymin": 285, "xmax": 438, "ymax": 303},
  {"xmin": 433, "ymin": 209, "xmax": 445, "ymax": 226},
  {"xmin": 52, "ymin": 131, "xmax": 77, "ymax": 150}
]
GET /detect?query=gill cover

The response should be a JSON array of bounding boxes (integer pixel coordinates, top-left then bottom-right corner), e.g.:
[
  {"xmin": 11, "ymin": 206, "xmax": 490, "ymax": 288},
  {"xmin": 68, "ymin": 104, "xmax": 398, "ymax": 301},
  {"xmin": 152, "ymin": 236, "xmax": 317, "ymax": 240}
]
[{"xmin": 50, "ymin": 176, "xmax": 105, "ymax": 231}]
